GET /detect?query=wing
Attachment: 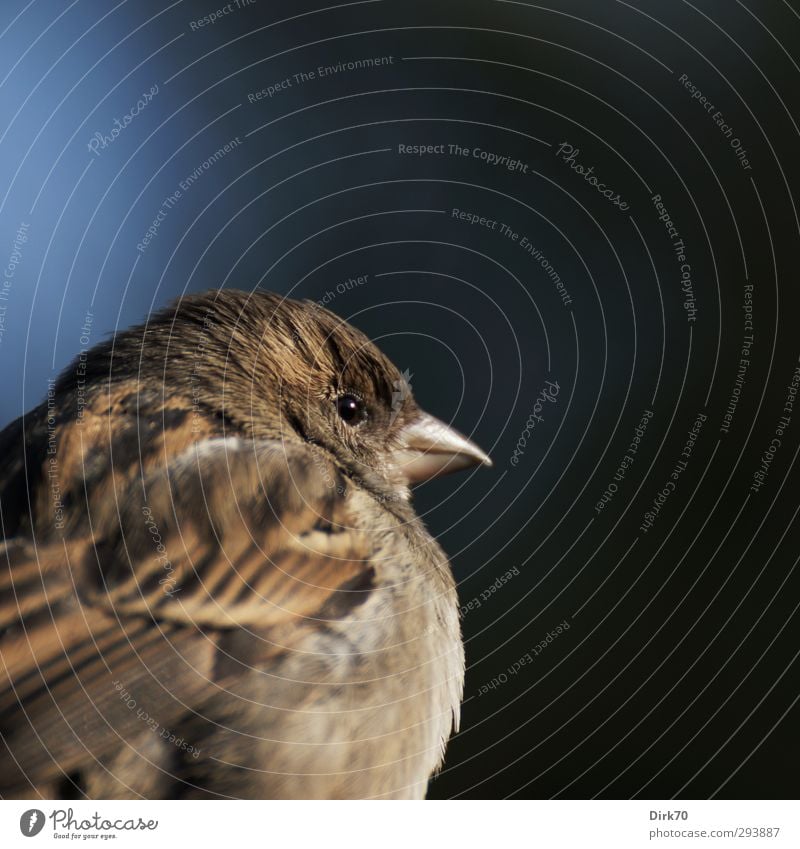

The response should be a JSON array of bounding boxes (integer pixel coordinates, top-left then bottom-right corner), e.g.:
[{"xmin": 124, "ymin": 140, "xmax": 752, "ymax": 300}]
[{"xmin": 0, "ymin": 438, "xmax": 374, "ymax": 796}]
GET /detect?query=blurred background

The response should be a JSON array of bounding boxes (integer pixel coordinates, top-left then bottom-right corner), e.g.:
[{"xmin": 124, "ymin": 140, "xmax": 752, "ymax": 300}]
[{"xmin": 1, "ymin": 0, "xmax": 798, "ymax": 798}]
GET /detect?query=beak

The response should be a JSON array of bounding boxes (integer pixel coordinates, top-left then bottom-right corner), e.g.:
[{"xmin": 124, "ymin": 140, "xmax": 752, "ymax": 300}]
[{"xmin": 394, "ymin": 412, "xmax": 493, "ymax": 484}]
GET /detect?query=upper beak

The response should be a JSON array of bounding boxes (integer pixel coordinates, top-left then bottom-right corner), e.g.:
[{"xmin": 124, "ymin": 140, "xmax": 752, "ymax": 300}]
[{"xmin": 394, "ymin": 412, "xmax": 493, "ymax": 484}]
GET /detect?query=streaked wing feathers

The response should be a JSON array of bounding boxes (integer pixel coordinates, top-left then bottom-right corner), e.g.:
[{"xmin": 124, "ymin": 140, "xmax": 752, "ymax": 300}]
[
  {"xmin": 87, "ymin": 438, "xmax": 374, "ymax": 627},
  {"xmin": 0, "ymin": 438, "xmax": 374, "ymax": 794}
]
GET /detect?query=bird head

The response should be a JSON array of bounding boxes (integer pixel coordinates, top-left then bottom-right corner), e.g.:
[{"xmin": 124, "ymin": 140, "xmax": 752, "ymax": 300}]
[{"xmin": 146, "ymin": 290, "xmax": 492, "ymax": 499}]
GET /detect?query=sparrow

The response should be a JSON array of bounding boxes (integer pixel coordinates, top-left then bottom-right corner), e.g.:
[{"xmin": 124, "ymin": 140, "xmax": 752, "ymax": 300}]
[{"xmin": 0, "ymin": 289, "xmax": 491, "ymax": 800}]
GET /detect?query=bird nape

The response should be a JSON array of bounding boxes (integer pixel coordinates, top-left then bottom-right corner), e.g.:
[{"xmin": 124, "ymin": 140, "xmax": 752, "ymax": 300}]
[{"xmin": 0, "ymin": 289, "xmax": 491, "ymax": 800}]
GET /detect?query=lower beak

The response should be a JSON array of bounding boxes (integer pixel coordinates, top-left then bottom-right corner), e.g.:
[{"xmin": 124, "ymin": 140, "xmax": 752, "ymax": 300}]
[{"xmin": 394, "ymin": 412, "xmax": 493, "ymax": 484}]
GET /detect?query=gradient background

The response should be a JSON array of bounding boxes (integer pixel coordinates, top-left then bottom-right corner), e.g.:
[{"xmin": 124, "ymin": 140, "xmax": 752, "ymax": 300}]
[{"xmin": 1, "ymin": 0, "xmax": 798, "ymax": 799}]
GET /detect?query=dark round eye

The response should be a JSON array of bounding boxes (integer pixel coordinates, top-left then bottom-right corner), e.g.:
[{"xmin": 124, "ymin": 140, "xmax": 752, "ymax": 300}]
[{"xmin": 336, "ymin": 394, "xmax": 367, "ymax": 425}]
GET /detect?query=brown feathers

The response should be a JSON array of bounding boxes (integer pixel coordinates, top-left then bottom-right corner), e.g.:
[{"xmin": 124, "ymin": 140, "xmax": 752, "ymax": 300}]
[{"xmin": 0, "ymin": 289, "xmax": 488, "ymax": 799}]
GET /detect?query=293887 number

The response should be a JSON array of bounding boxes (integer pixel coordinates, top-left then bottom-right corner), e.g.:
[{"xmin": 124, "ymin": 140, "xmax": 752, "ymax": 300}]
[{"xmin": 735, "ymin": 828, "xmax": 780, "ymax": 838}]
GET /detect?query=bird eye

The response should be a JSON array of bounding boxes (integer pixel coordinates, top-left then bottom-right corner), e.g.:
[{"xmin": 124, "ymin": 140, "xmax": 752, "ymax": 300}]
[{"xmin": 336, "ymin": 393, "xmax": 367, "ymax": 425}]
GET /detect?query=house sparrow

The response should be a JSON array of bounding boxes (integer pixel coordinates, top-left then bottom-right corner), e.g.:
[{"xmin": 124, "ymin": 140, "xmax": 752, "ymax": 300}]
[{"xmin": 0, "ymin": 290, "xmax": 491, "ymax": 799}]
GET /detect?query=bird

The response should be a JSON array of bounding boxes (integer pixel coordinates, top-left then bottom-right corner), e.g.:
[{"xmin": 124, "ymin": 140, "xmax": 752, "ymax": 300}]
[{"xmin": 0, "ymin": 289, "xmax": 491, "ymax": 800}]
